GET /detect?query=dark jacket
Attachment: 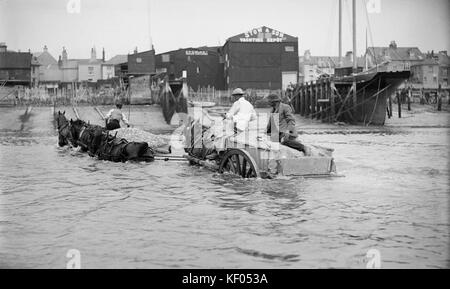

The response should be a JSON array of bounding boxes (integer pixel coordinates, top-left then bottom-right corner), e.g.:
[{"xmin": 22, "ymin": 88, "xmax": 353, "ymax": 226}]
[{"xmin": 266, "ymin": 103, "xmax": 297, "ymax": 137}]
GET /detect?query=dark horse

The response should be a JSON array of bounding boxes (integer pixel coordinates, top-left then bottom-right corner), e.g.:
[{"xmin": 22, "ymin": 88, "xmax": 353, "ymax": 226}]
[
  {"xmin": 94, "ymin": 131, "xmax": 154, "ymax": 162},
  {"xmin": 69, "ymin": 119, "xmax": 154, "ymax": 162},
  {"xmin": 69, "ymin": 119, "xmax": 105, "ymax": 156},
  {"xmin": 55, "ymin": 111, "xmax": 72, "ymax": 147}
]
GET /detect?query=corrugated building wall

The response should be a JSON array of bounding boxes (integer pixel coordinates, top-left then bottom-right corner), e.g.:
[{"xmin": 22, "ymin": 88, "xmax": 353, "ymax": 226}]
[
  {"xmin": 155, "ymin": 47, "xmax": 225, "ymax": 90},
  {"xmin": 222, "ymin": 26, "xmax": 299, "ymax": 90},
  {"xmin": 128, "ymin": 50, "xmax": 155, "ymax": 76}
]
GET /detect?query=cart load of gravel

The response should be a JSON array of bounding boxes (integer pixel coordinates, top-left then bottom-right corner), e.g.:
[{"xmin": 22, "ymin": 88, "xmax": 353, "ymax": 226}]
[{"xmin": 111, "ymin": 127, "xmax": 169, "ymax": 149}]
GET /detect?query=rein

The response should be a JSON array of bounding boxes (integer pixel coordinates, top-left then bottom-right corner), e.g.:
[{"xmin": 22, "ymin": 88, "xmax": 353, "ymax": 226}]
[{"xmin": 76, "ymin": 125, "xmax": 89, "ymax": 148}]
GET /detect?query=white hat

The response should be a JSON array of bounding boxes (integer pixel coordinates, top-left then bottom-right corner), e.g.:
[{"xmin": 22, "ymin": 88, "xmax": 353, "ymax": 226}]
[{"xmin": 232, "ymin": 88, "xmax": 244, "ymax": 96}]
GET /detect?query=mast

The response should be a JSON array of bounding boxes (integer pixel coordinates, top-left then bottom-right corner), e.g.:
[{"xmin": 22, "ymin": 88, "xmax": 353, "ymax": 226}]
[
  {"xmin": 352, "ymin": 0, "xmax": 357, "ymax": 73},
  {"xmin": 352, "ymin": 0, "xmax": 357, "ymax": 108},
  {"xmin": 339, "ymin": 0, "xmax": 342, "ymax": 67}
]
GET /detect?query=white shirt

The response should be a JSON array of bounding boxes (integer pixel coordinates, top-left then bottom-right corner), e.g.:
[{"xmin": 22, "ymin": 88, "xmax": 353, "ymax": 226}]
[
  {"xmin": 226, "ymin": 97, "xmax": 257, "ymax": 131},
  {"xmin": 106, "ymin": 109, "xmax": 129, "ymax": 125}
]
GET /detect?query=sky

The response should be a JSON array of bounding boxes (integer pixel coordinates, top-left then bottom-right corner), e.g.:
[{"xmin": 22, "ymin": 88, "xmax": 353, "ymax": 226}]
[{"xmin": 1, "ymin": 0, "xmax": 449, "ymax": 60}]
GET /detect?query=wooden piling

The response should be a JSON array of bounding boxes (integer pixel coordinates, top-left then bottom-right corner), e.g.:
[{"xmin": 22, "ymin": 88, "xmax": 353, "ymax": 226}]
[
  {"xmin": 388, "ymin": 95, "xmax": 393, "ymax": 118},
  {"xmin": 330, "ymin": 81, "xmax": 336, "ymax": 122},
  {"xmin": 300, "ymin": 86, "xmax": 305, "ymax": 116},
  {"xmin": 305, "ymin": 83, "xmax": 310, "ymax": 116},
  {"xmin": 310, "ymin": 82, "xmax": 315, "ymax": 119}
]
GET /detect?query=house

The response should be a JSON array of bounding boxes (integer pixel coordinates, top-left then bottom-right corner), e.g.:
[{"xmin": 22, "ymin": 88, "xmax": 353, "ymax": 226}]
[
  {"xmin": 0, "ymin": 42, "xmax": 32, "ymax": 86},
  {"xmin": 299, "ymin": 50, "xmax": 365, "ymax": 82},
  {"xmin": 436, "ymin": 51, "xmax": 449, "ymax": 88},
  {"xmin": 77, "ymin": 47, "xmax": 103, "ymax": 82},
  {"xmin": 105, "ymin": 54, "xmax": 128, "ymax": 80},
  {"xmin": 365, "ymin": 41, "xmax": 424, "ymax": 71},
  {"xmin": 31, "ymin": 54, "xmax": 40, "ymax": 87},
  {"xmin": 410, "ymin": 51, "xmax": 450, "ymax": 90},
  {"xmin": 99, "ymin": 48, "xmax": 116, "ymax": 80},
  {"xmin": 32, "ymin": 45, "xmax": 62, "ymax": 86},
  {"xmin": 221, "ymin": 26, "xmax": 299, "ymax": 90},
  {"xmin": 299, "ymin": 50, "xmax": 339, "ymax": 83},
  {"xmin": 60, "ymin": 47, "xmax": 79, "ymax": 84}
]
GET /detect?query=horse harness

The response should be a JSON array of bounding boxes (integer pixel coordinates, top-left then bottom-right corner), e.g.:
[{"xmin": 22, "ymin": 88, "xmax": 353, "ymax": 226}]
[
  {"xmin": 76, "ymin": 125, "xmax": 89, "ymax": 149},
  {"xmin": 99, "ymin": 135, "xmax": 130, "ymax": 162}
]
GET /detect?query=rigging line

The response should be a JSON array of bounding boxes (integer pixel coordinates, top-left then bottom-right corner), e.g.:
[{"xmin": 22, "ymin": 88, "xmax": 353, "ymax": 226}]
[
  {"xmin": 147, "ymin": 0, "xmax": 153, "ymax": 50},
  {"xmin": 363, "ymin": 0, "xmax": 378, "ymax": 68}
]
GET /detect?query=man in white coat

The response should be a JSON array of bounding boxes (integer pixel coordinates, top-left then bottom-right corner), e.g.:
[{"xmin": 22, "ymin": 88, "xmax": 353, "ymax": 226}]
[{"xmin": 225, "ymin": 88, "xmax": 257, "ymax": 133}]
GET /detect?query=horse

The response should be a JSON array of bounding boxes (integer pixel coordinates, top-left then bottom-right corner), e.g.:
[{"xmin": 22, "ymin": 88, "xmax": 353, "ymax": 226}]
[
  {"xmin": 69, "ymin": 119, "xmax": 105, "ymax": 156},
  {"xmin": 55, "ymin": 111, "xmax": 73, "ymax": 147},
  {"xmin": 95, "ymin": 131, "xmax": 154, "ymax": 162}
]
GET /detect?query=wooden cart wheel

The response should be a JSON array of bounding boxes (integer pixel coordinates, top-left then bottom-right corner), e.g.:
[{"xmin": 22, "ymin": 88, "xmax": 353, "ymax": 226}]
[{"xmin": 219, "ymin": 149, "xmax": 260, "ymax": 178}]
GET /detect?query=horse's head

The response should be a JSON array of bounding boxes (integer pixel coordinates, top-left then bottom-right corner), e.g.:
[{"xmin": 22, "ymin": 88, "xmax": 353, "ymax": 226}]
[
  {"xmin": 69, "ymin": 119, "xmax": 86, "ymax": 145},
  {"xmin": 56, "ymin": 111, "xmax": 68, "ymax": 130},
  {"xmin": 56, "ymin": 112, "xmax": 74, "ymax": 147}
]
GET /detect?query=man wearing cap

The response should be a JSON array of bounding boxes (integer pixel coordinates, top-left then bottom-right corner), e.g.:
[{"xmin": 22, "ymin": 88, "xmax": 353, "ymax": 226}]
[
  {"xmin": 225, "ymin": 88, "xmax": 257, "ymax": 133},
  {"xmin": 105, "ymin": 103, "xmax": 130, "ymax": 130},
  {"xmin": 266, "ymin": 94, "xmax": 306, "ymax": 153}
]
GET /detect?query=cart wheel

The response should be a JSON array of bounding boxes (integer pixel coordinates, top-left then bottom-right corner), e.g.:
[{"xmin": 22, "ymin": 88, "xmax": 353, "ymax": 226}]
[{"xmin": 219, "ymin": 149, "xmax": 260, "ymax": 178}]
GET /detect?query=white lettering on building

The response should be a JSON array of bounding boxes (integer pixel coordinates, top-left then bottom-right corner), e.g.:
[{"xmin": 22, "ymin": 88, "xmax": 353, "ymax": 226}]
[
  {"xmin": 241, "ymin": 27, "xmax": 286, "ymax": 43},
  {"xmin": 185, "ymin": 50, "xmax": 208, "ymax": 56}
]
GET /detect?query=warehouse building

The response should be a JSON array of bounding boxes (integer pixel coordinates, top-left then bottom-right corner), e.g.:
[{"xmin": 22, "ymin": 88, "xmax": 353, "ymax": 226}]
[
  {"xmin": 155, "ymin": 47, "xmax": 225, "ymax": 90},
  {"xmin": 222, "ymin": 26, "xmax": 299, "ymax": 90}
]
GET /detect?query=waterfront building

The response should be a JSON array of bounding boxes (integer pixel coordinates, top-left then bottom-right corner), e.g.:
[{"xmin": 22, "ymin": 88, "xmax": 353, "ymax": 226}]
[
  {"xmin": 0, "ymin": 42, "xmax": 32, "ymax": 86},
  {"xmin": 221, "ymin": 26, "xmax": 299, "ymax": 90},
  {"xmin": 155, "ymin": 47, "xmax": 224, "ymax": 90}
]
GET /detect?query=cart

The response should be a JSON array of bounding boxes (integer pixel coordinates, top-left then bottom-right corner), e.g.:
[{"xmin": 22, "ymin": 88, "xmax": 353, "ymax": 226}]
[{"xmin": 184, "ymin": 121, "xmax": 337, "ymax": 179}]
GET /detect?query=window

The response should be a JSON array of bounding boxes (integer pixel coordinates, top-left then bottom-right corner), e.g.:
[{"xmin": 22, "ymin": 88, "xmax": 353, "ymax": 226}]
[
  {"xmin": 88, "ymin": 66, "xmax": 94, "ymax": 75},
  {"xmin": 285, "ymin": 46, "xmax": 294, "ymax": 52},
  {"xmin": 196, "ymin": 66, "xmax": 200, "ymax": 74},
  {"xmin": 136, "ymin": 57, "xmax": 142, "ymax": 63},
  {"xmin": 162, "ymin": 54, "xmax": 170, "ymax": 62},
  {"xmin": 428, "ymin": 66, "xmax": 433, "ymax": 73},
  {"xmin": 433, "ymin": 76, "xmax": 437, "ymax": 83}
]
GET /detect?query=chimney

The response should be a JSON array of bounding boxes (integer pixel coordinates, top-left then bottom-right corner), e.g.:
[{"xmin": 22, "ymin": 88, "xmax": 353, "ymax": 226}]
[
  {"xmin": 389, "ymin": 41, "xmax": 397, "ymax": 49},
  {"xmin": 102, "ymin": 47, "xmax": 105, "ymax": 62},
  {"xmin": 0, "ymin": 42, "xmax": 6, "ymax": 53},
  {"xmin": 134, "ymin": 47, "xmax": 138, "ymax": 54},
  {"xmin": 304, "ymin": 50, "xmax": 311, "ymax": 60},
  {"xmin": 58, "ymin": 55, "xmax": 62, "ymax": 68},
  {"xmin": 345, "ymin": 51, "xmax": 353, "ymax": 60},
  {"xmin": 44, "ymin": 45, "xmax": 48, "ymax": 52},
  {"xmin": 62, "ymin": 47, "xmax": 68, "ymax": 62},
  {"xmin": 91, "ymin": 47, "xmax": 97, "ymax": 61}
]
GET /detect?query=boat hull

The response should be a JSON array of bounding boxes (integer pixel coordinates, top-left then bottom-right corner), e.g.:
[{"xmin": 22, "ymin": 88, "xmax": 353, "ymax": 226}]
[{"xmin": 335, "ymin": 70, "xmax": 410, "ymax": 125}]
